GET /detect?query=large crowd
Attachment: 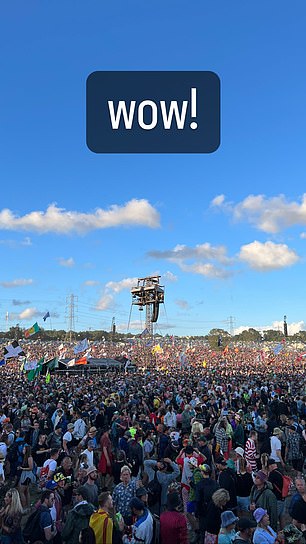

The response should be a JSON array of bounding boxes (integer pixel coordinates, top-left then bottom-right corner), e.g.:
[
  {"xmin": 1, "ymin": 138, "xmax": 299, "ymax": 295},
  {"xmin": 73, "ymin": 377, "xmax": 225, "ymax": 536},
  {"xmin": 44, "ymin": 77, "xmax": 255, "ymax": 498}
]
[{"xmin": 0, "ymin": 338, "xmax": 305, "ymax": 544}]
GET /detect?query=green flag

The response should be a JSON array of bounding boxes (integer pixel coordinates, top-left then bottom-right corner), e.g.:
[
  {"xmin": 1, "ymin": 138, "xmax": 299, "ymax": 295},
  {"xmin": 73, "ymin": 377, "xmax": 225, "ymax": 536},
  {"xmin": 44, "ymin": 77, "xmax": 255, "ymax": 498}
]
[
  {"xmin": 46, "ymin": 357, "xmax": 58, "ymax": 370},
  {"xmin": 27, "ymin": 357, "xmax": 44, "ymax": 382},
  {"xmin": 46, "ymin": 369, "xmax": 51, "ymax": 384}
]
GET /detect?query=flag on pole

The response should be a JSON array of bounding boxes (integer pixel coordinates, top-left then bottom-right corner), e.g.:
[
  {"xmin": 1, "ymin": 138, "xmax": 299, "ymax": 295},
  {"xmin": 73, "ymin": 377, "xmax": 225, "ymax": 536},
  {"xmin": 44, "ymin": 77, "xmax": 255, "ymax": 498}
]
[
  {"xmin": 43, "ymin": 311, "xmax": 50, "ymax": 322},
  {"xmin": 46, "ymin": 357, "xmax": 58, "ymax": 370},
  {"xmin": 27, "ymin": 358, "xmax": 44, "ymax": 381},
  {"xmin": 75, "ymin": 356, "xmax": 87, "ymax": 365},
  {"xmin": 74, "ymin": 338, "xmax": 89, "ymax": 355},
  {"xmin": 24, "ymin": 322, "xmax": 40, "ymax": 339},
  {"xmin": 67, "ymin": 358, "xmax": 76, "ymax": 367},
  {"xmin": 46, "ymin": 369, "xmax": 51, "ymax": 384},
  {"xmin": 3, "ymin": 340, "xmax": 25, "ymax": 360},
  {"xmin": 273, "ymin": 343, "xmax": 283, "ymax": 355}
]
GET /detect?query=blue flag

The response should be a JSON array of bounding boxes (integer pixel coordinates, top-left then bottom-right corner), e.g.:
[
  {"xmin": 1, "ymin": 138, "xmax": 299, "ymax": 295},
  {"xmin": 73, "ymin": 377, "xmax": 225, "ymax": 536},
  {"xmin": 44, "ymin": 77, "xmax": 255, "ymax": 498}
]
[{"xmin": 43, "ymin": 311, "xmax": 50, "ymax": 322}]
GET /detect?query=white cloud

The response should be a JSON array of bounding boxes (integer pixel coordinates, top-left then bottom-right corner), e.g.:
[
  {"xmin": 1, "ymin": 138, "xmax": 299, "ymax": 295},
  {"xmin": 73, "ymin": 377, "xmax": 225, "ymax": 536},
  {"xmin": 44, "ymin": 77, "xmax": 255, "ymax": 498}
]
[
  {"xmin": 0, "ymin": 237, "xmax": 32, "ymax": 247},
  {"xmin": 116, "ymin": 321, "xmax": 176, "ymax": 332},
  {"xmin": 96, "ymin": 294, "xmax": 114, "ymax": 311},
  {"xmin": 148, "ymin": 243, "xmax": 234, "ymax": 279},
  {"xmin": 234, "ymin": 321, "xmax": 305, "ymax": 336},
  {"xmin": 211, "ymin": 193, "xmax": 306, "ymax": 233},
  {"xmin": 238, "ymin": 240, "xmax": 299, "ymax": 271},
  {"xmin": 58, "ymin": 257, "xmax": 75, "ymax": 268},
  {"xmin": 162, "ymin": 271, "xmax": 178, "ymax": 282},
  {"xmin": 211, "ymin": 194, "xmax": 225, "ymax": 207},
  {"xmin": 18, "ymin": 307, "xmax": 41, "ymax": 320},
  {"xmin": 300, "ymin": 232, "xmax": 306, "ymax": 239},
  {"xmin": 106, "ymin": 277, "xmax": 138, "ymax": 293},
  {"xmin": 84, "ymin": 280, "xmax": 100, "ymax": 286},
  {"xmin": 181, "ymin": 262, "xmax": 233, "ymax": 278},
  {"xmin": 0, "ymin": 278, "xmax": 33, "ymax": 288},
  {"xmin": 149, "ymin": 243, "xmax": 232, "ymax": 265},
  {"xmin": 0, "ymin": 199, "xmax": 160, "ymax": 234},
  {"xmin": 175, "ymin": 299, "xmax": 190, "ymax": 309}
]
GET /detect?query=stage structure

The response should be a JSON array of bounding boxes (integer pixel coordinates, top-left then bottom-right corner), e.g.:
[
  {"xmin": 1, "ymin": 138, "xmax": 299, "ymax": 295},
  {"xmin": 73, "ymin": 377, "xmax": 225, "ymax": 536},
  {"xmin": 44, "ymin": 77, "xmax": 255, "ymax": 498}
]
[{"xmin": 131, "ymin": 276, "xmax": 165, "ymax": 336}]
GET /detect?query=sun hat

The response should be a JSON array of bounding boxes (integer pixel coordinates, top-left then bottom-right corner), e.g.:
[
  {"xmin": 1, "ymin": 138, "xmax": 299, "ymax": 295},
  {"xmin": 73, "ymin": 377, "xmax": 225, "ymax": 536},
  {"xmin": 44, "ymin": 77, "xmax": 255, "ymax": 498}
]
[
  {"xmin": 253, "ymin": 507, "xmax": 267, "ymax": 523},
  {"xmin": 86, "ymin": 466, "xmax": 98, "ymax": 477},
  {"xmin": 273, "ymin": 427, "xmax": 282, "ymax": 435},
  {"xmin": 221, "ymin": 510, "xmax": 239, "ymax": 528},
  {"xmin": 235, "ymin": 447, "xmax": 245, "ymax": 457},
  {"xmin": 255, "ymin": 470, "xmax": 268, "ymax": 483},
  {"xmin": 88, "ymin": 427, "xmax": 97, "ymax": 434},
  {"xmin": 67, "ymin": 423, "xmax": 74, "ymax": 430}
]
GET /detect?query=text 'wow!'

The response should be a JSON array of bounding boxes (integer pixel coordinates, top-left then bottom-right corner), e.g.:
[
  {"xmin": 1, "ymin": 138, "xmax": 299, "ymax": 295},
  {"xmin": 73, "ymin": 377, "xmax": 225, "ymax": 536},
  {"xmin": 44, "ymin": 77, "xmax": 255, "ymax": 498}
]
[{"xmin": 86, "ymin": 71, "xmax": 220, "ymax": 154}]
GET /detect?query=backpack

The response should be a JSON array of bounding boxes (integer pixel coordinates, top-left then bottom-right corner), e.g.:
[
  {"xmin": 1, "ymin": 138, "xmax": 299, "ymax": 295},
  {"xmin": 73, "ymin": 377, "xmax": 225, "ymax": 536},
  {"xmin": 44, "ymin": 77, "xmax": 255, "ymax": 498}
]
[
  {"xmin": 22, "ymin": 506, "xmax": 45, "ymax": 543},
  {"xmin": 147, "ymin": 470, "xmax": 162, "ymax": 507},
  {"xmin": 274, "ymin": 471, "xmax": 292, "ymax": 499}
]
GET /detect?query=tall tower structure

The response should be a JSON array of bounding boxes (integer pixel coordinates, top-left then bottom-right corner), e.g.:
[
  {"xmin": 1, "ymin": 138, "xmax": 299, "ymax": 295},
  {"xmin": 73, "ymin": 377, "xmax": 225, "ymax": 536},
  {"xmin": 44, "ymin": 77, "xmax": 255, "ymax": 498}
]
[
  {"xmin": 65, "ymin": 294, "xmax": 78, "ymax": 342},
  {"xmin": 131, "ymin": 276, "xmax": 165, "ymax": 336}
]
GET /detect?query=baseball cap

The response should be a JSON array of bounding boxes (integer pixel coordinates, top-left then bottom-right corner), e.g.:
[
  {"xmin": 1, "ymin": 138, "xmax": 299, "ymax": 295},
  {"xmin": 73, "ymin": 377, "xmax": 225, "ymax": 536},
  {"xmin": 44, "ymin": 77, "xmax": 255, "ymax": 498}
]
[{"xmin": 199, "ymin": 464, "xmax": 211, "ymax": 474}]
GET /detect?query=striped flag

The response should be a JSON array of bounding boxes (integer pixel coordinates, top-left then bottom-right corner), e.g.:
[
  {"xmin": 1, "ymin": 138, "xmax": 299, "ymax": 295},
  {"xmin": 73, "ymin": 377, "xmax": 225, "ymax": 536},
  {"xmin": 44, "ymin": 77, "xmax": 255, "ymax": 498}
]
[{"xmin": 24, "ymin": 322, "xmax": 40, "ymax": 339}]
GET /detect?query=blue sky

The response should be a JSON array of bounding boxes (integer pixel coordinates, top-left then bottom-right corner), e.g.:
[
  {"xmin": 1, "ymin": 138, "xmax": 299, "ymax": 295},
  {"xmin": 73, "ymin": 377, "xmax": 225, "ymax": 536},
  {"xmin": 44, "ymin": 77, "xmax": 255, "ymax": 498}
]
[{"xmin": 1, "ymin": 1, "xmax": 306, "ymax": 336}]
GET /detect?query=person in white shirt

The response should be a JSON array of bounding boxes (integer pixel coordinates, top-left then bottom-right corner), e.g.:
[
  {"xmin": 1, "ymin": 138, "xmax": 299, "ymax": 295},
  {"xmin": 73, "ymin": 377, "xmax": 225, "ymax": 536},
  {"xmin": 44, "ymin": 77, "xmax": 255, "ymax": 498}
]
[
  {"xmin": 73, "ymin": 413, "xmax": 87, "ymax": 443},
  {"xmin": 81, "ymin": 440, "xmax": 95, "ymax": 467},
  {"xmin": 270, "ymin": 428, "xmax": 285, "ymax": 470},
  {"xmin": 62, "ymin": 423, "xmax": 74, "ymax": 454}
]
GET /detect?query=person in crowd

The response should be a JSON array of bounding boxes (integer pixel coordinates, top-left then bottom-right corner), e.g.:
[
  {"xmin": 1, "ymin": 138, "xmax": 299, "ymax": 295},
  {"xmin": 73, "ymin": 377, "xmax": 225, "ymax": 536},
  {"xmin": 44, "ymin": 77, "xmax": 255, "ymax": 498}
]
[
  {"xmin": 250, "ymin": 470, "xmax": 278, "ymax": 531},
  {"xmin": 236, "ymin": 457, "xmax": 253, "ymax": 516},
  {"xmin": 218, "ymin": 510, "xmax": 239, "ymax": 544},
  {"xmin": 122, "ymin": 497, "xmax": 153, "ymax": 544},
  {"xmin": 90, "ymin": 491, "xmax": 123, "ymax": 544},
  {"xmin": 143, "ymin": 457, "xmax": 180, "ymax": 513},
  {"xmin": 233, "ymin": 517, "xmax": 257, "ymax": 544},
  {"xmin": 204, "ymin": 488, "xmax": 230, "ymax": 544},
  {"xmin": 0, "ymin": 488, "xmax": 24, "ymax": 543},
  {"xmin": 18, "ymin": 444, "xmax": 36, "ymax": 509},
  {"xmin": 83, "ymin": 466, "xmax": 99, "ymax": 509},
  {"xmin": 160, "ymin": 491, "xmax": 187, "ymax": 544},
  {"xmin": 270, "ymin": 428, "xmax": 286, "ymax": 471},
  {"xmin": 252, "ymin": 508, "xmax": 282, "ymax": 544},
  {"xmin": 112, "ymin": 465, "xmax": 137, "ymax": 524}
]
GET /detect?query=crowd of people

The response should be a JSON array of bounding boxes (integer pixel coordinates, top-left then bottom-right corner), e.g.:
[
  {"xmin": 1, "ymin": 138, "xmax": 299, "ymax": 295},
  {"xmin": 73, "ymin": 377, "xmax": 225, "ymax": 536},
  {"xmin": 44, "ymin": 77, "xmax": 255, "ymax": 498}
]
[{"xmin": 0, "ymin": 338, "xmax": 305, "ymax": 544}]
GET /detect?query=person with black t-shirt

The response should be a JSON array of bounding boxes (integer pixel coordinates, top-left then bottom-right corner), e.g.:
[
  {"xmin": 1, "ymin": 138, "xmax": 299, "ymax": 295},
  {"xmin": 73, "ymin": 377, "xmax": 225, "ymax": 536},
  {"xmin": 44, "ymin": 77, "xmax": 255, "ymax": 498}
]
[{"xmin": 32, "ymin": 433, "xmax": 51, "ymax": 469}]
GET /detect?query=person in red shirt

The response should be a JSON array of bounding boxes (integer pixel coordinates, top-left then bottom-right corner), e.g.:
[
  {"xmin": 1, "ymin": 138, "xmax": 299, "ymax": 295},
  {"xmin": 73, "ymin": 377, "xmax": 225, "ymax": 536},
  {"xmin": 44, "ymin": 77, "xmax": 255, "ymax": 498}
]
[{"xmin": 160, "ymin": 491, "xmax": 187, "ymax": 544}]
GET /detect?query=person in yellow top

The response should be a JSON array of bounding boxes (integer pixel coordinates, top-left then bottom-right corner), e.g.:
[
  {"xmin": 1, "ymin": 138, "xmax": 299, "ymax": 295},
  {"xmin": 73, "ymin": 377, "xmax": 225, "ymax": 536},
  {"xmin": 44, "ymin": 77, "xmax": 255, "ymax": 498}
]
[{"xmin": 90, "ymin": 492, "xmax": 113, "ymax": 544}]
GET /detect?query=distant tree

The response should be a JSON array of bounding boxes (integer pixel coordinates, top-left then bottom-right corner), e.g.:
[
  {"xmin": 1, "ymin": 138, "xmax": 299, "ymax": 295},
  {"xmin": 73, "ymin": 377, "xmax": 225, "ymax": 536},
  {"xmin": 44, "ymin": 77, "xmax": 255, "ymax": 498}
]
[
  {"xmin": 235, "ymin": 328, "xmax": 262, "ymax": 342},
  {"xmin": 263, "ymin": 329, "xmax": 284, "ymax": 341}
]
